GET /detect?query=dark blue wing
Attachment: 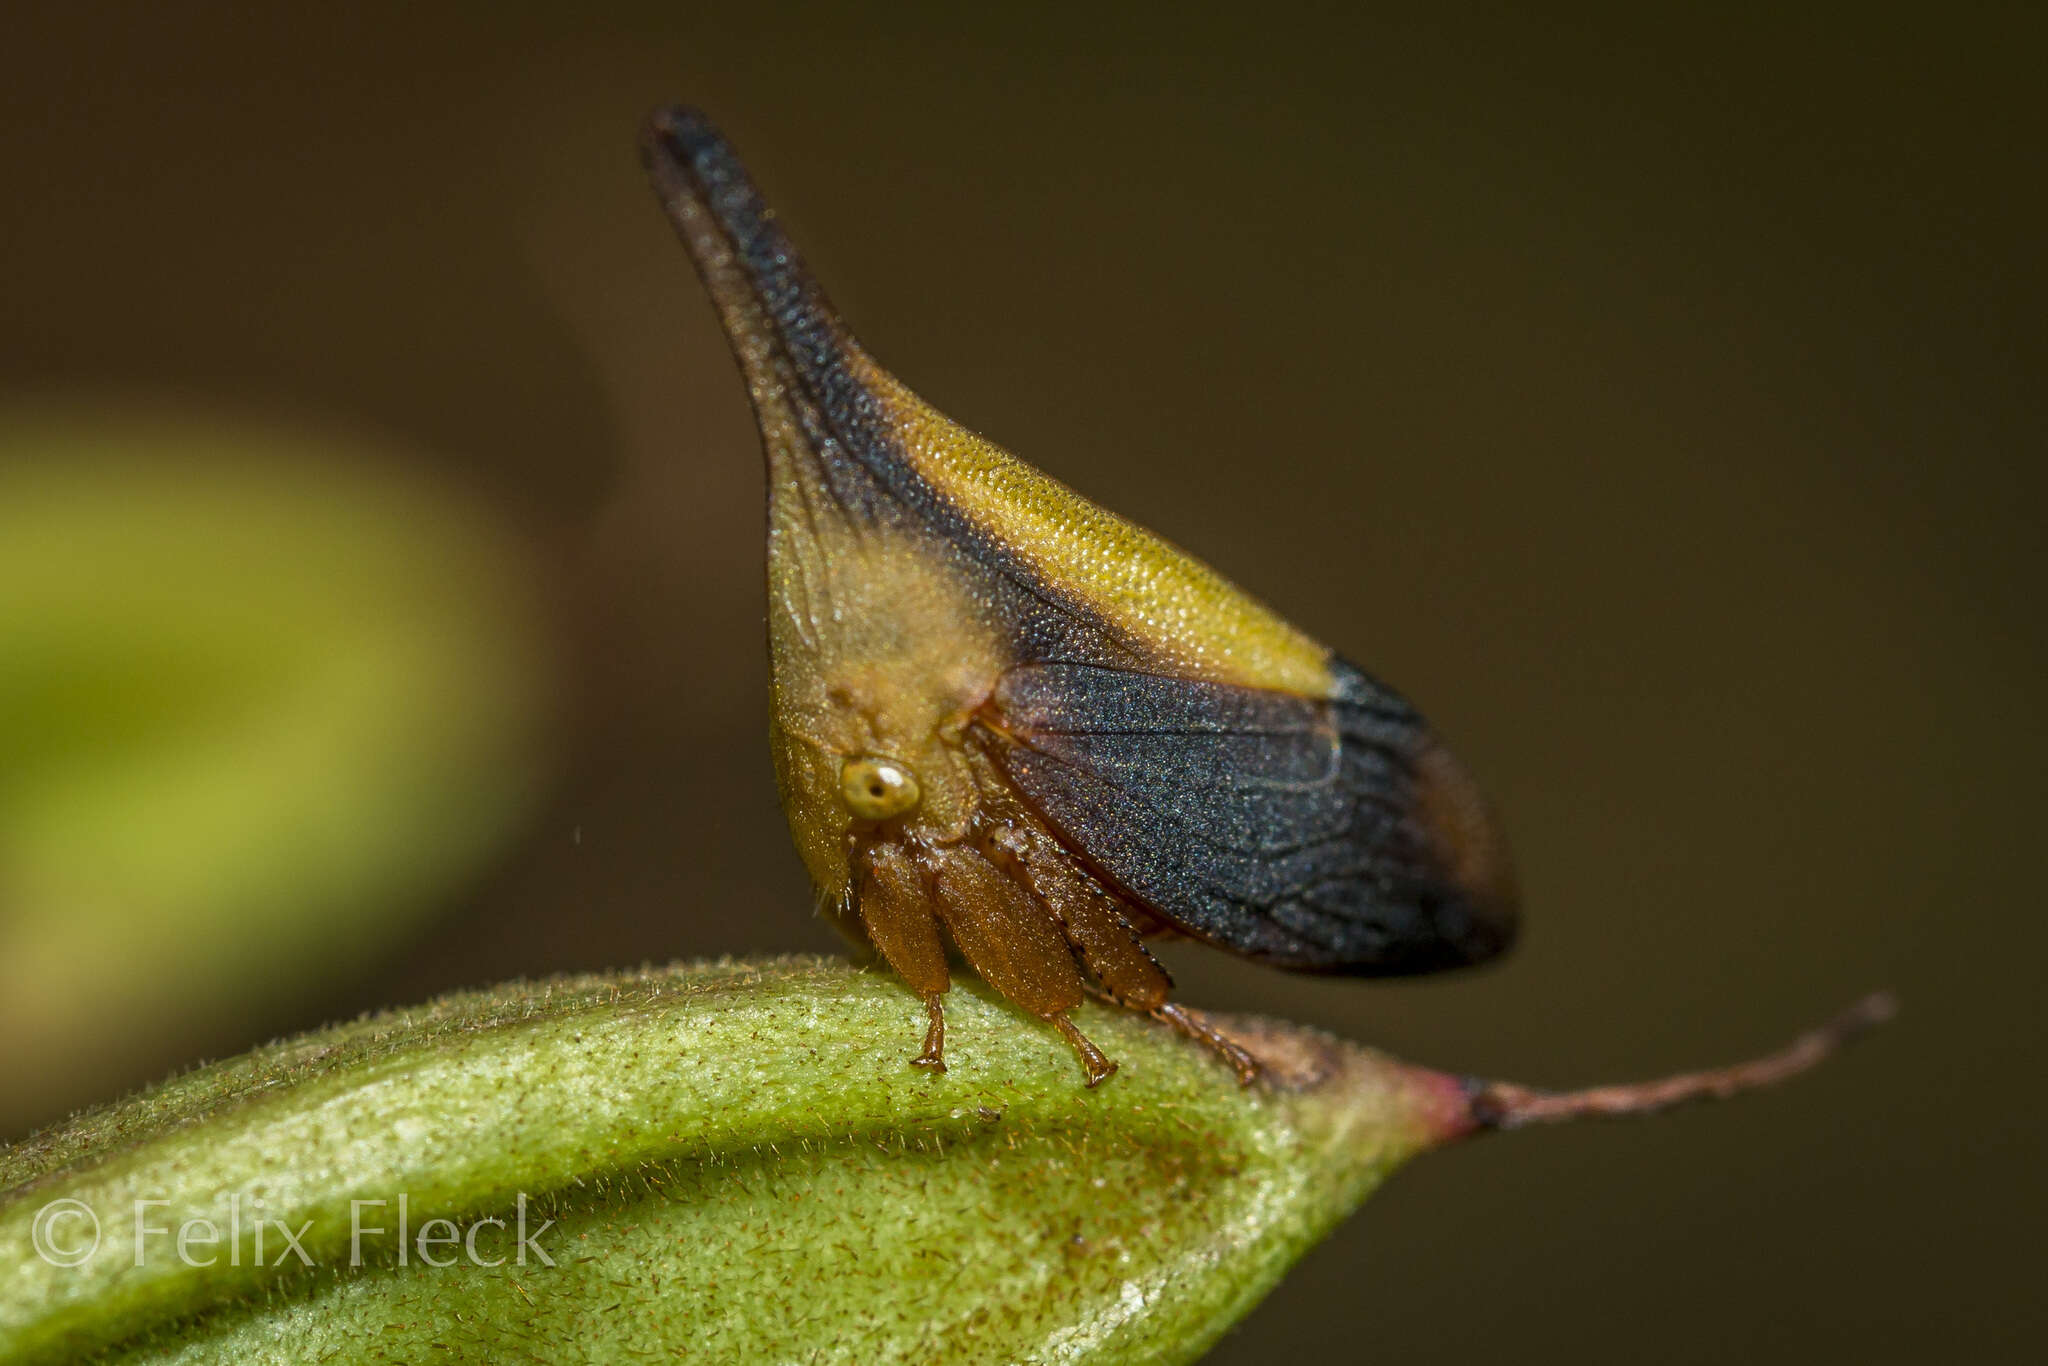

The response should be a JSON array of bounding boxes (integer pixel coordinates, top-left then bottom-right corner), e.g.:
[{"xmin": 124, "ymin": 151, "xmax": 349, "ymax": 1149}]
[{"xmin": 982, "ymin": 658, "xmax": 1517, "ymax": 973}]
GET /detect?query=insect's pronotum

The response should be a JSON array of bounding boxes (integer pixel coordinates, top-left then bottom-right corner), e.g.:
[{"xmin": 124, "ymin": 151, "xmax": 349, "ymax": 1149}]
[{"xmin": 641, "ymin": 107, "xmax": 1519, "ymax": 1085}]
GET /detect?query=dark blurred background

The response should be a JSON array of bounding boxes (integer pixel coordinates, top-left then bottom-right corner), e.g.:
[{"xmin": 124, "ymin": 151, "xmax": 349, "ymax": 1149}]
[{"xmin": 4, "ymin": 3, "xmax": 2041, "ymax": 1360}]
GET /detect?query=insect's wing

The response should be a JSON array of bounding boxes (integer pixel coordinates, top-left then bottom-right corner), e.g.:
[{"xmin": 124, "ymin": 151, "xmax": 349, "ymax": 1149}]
[{"xmin": 984, "ymin": 659, "xmax": 1518, "ymax": 973}]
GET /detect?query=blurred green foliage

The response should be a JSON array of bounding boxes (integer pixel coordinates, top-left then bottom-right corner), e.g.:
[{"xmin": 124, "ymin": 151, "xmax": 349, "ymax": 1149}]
[{"xmin": 0, "ymin": 408, "xmax": 552, "ymax": 1132}]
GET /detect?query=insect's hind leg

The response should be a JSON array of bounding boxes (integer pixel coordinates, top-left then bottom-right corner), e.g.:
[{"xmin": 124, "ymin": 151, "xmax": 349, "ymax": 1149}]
[{"xmin": 1150, "ymin": 1003, "xmax": 1263, "ymax": 1086}]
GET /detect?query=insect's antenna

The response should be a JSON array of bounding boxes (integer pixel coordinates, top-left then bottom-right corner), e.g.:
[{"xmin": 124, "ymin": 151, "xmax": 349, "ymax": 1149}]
[{"xmin": 815, "ymin": 882, "xmax": 855, "ymax": 924}]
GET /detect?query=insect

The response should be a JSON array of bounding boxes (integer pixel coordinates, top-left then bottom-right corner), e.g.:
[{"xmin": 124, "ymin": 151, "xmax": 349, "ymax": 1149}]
[{"xmin": 641, "ymin": 107, "xmax": 1518, "ymax": 1085}]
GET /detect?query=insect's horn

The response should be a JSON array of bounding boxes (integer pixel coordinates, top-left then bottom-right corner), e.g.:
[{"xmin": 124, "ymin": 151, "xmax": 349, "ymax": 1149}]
[{"xmin": 639, "ymin": 107, "xmax": 880, "ymax": 452}]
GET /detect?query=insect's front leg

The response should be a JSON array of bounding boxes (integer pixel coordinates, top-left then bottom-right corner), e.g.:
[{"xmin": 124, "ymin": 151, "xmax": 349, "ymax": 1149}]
[
  {"xmin": 857, "ymin": 841, "xmax": 953, "ymax": 1073},
  {"xmin": 913, "ymin": 996, "xmax": 946, "ymax": 1074}
]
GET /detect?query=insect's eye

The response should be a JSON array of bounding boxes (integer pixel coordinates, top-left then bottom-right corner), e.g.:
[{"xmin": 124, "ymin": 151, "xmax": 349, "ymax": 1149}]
[{"xmin": 839, "ymin": 756, "xmax": 922, "ymax": 822}]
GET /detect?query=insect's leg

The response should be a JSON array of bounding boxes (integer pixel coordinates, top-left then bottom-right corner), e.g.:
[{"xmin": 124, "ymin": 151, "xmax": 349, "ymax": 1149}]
[
  {"xmin": 991, "ymin": 825, "xmax": 1172, "ymax": 1009},
  {"xmin": 1151, "ymin": 1003, "xmax": 1263, "ymax": 1086},
  {"xmin": 914, "ymin": 996, "xmax": 945, "ymax": 1073},
  {"xmin": 1049, "ymin": 1015, "xmax": 1117, "ymax": 1087},
  {"xmin": 929, "ymin": 843, "xmax": 1117, "ymax": 1086},
  {"xmin": 858, "ymin": 842, "xmax": 953, "ymax": 1074},
  {"xmin": 980, "ymin": 821, "xmax": 1255, "ymax": 1083}
]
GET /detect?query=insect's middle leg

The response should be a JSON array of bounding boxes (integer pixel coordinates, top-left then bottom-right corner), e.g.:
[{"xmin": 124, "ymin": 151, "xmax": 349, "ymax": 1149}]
[
  {"xmin": 989, "ymin": 824, "xmax": 1172, "ymax": 1010},
  {"xmin": 929, "ymin": 843, "xmax": 1117, "ymax": 1086},
  {"xmin": 985, "ymin": 821, "xmax": 1259, "ymax": 1082}
]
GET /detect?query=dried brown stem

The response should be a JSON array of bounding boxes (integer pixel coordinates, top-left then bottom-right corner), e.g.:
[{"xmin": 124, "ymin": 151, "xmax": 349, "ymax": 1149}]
[{"xmin": 1467, "ymin": 991, "xmax": 1897, "ymax": 1130}]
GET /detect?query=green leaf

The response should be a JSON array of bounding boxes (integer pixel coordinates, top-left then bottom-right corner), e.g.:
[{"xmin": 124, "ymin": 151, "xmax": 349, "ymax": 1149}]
[
  {"xmin": 0, "ymin": 957, "xmax": 1476, "ymax": 1365},
  {"xmin": 0, "ymin": 407, "xmax": 553, "ymax": 1130}
]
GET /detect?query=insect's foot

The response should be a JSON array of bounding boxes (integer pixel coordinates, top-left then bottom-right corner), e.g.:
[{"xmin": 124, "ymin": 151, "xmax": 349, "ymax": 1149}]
[
  {"xmin": 1153, "ymin": 1003, "xmax": 1263, "ymax": 1085},
  {"xmin": 912, "ymin": 995, "xmax": 948, "ymax": 1074},
  {"xmin": 1051, "ymin": 1014, "xmax": 1119, "ymax": 1087}
]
